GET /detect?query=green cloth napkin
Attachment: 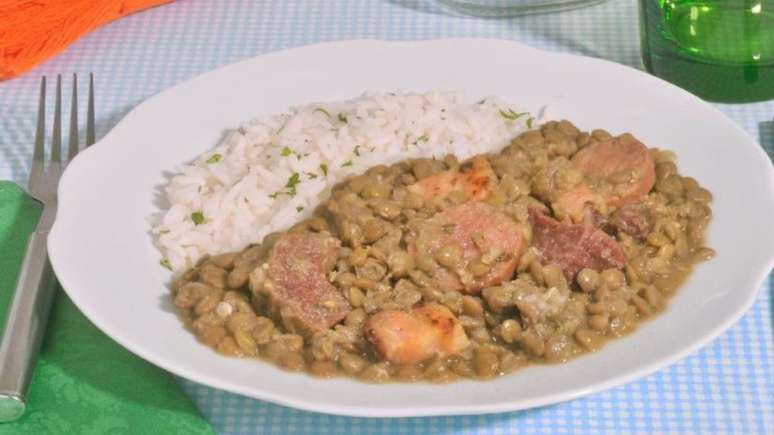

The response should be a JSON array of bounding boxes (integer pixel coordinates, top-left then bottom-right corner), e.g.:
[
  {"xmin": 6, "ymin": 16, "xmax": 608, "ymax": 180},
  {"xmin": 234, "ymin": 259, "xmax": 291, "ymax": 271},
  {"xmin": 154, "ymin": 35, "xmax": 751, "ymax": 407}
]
[{"xmin": 0, "ymin": 181, "xmax": 215, "ymax": 435}]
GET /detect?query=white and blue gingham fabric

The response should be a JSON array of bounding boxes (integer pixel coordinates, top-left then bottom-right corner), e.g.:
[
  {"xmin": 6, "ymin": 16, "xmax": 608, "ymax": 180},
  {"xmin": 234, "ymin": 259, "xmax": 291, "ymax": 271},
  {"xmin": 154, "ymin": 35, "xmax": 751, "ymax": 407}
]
[{"xmin": 1, "ymin": 1, "xmax": 772, "ymax": 433}]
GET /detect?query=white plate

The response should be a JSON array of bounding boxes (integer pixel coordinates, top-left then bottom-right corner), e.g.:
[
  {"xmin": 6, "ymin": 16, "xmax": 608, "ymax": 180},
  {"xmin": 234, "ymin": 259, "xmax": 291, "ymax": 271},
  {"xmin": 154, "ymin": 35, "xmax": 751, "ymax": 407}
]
[{"xmin": 49, "ymin": 39, "xmax": 774, "ymax": 417}]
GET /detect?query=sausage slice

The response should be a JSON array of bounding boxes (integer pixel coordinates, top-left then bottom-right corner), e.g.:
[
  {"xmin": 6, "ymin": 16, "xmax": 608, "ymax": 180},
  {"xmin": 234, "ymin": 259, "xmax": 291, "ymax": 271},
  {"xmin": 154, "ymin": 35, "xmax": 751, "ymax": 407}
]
[
  {"xmin": 410, "ymin": 202, "xmax": 526, "ymax": 293},
  {"xmin": 263, "ymin": 232, "xmax": 350, "ymax": 335},
  {"xmin": 571, "ymin": 135, "xmax": 656, "ymax": 208}
]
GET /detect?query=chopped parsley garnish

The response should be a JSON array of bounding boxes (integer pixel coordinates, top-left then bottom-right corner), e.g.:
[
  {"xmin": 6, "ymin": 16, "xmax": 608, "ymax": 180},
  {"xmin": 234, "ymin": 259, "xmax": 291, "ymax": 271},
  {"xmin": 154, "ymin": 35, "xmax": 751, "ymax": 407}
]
[
  {"xmin": 320, "ymin": 163, "xmax": 328, "ymax": 176},
  {"xmin": 206, "ymin": 154, "xmax": 221, "ymax": 164},
  {"xmin": 477, "ymin": 98, "xmax": 487, "ymax": 104},
  {"xmin": 338, "ymin": 113, "xmax": 348, "ymax": 123},
  {"xmin": 269, "ymin": 173, "xmax": 300, "ymax": 198},
  {"xmin": 313, "ymin": 108, "xmax": 331, "ymax": 117},
  {"xmin": 527, "ymin": 117, "xmax": 535, "ymax": 129},
  {"xmin": 296, "ymin": 206, "xmax": 304, "ymax": 213},
  {"xmin": 417, "ymin": 133, "xmax": 429, "ymax": 143},
  {"xmin": 191, "ymin": 211, "xmax": 204, "ymax": 225},
  {"xmin": 305, "ymin": 172, "xmax": 318, "ymax": 179},
  {"xmin": 280, "ymin": 146, "xmax": 292, "ymax": 157},
  {"xmin": 269, "ymin": 173, "xmax": 300, "ymax": 199},
  {"xmin": 160, "ymin": 259, "xmax": 172, "ymax": 270},
  {"xmin": 341, "ymin": 160, "xmax": 353, "ymax": 167},
  {"xmin": 499, "ymin": 108, "xmax": 527, "ymax": 121},
  {"xmin": 285, "ymin": 172, "xmax": 301, "ymax": 196},
  {"xmin": 353, "ymin": 145, "xmax": 361, "ymax": 157}
]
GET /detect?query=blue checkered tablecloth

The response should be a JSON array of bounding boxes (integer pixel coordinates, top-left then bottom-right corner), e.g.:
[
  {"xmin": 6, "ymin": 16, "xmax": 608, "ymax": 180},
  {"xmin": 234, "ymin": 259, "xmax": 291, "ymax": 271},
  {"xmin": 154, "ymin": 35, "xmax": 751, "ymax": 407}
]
[{"xmin": 1, "ymin": 0, "xmax": 772, "ymax": 433}]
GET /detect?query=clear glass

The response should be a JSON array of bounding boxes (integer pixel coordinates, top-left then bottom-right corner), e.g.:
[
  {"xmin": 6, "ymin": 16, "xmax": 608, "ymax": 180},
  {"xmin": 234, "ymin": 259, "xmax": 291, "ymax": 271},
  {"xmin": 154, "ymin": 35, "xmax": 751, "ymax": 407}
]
[
  {"xmin": 640, "ymin": 0, "xmax": 774, "ymax": 102},
  {"xmin": 436, "ymin": 0, "xmax": 609, "ymax": 17}
]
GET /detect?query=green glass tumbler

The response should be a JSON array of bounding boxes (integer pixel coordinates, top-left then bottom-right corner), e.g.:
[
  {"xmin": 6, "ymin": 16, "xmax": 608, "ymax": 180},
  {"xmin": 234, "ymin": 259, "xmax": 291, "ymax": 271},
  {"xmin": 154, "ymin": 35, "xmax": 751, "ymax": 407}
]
[{"xmin": 639, "ymin": 0, "xmax": 774, "ymax": 102}]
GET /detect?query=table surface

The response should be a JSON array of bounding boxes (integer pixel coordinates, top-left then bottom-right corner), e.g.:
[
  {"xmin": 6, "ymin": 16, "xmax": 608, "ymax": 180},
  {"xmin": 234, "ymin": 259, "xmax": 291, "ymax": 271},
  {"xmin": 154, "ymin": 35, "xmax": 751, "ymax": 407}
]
[{"xmin": 1, "ymin": 0, "xmax": 772, "ymax": 433}]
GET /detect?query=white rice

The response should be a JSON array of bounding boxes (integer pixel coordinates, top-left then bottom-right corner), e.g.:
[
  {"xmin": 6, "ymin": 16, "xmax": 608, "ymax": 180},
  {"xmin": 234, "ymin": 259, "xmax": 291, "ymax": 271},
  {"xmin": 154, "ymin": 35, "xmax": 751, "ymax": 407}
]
[{"xmin": 153, "ymin": 91, "xmax": 542, "ymax": 271}]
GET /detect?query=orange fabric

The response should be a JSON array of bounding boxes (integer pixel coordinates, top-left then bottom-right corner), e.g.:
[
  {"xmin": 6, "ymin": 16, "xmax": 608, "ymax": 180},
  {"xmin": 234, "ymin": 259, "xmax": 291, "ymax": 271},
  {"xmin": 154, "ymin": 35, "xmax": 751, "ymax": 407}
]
[{"xmin": 0, "ymin": 0, "xmax": 174, "ymax": 80}]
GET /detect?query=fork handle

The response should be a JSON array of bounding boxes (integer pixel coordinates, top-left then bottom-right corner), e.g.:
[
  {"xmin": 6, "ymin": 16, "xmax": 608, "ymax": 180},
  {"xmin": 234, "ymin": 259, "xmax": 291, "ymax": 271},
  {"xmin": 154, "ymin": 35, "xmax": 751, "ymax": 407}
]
[{"xmin": 0, "ymin": 230, "xmax": 56, "ymax": 422}]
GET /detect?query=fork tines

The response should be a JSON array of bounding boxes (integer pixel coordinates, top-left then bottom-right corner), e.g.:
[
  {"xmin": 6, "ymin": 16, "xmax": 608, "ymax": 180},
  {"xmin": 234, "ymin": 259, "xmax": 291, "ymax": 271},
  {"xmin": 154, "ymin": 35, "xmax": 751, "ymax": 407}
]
[{"xmin": 30, "ymin": 73, "xmax": 95, "ymax": 193}]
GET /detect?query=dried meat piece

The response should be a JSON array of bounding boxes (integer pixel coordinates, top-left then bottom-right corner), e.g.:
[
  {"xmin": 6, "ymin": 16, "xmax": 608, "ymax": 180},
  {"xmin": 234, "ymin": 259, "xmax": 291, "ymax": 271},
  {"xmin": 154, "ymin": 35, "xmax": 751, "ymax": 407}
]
[{"xmin": 529, "ymin": 208, "xmax": 625, "ymax": 281}]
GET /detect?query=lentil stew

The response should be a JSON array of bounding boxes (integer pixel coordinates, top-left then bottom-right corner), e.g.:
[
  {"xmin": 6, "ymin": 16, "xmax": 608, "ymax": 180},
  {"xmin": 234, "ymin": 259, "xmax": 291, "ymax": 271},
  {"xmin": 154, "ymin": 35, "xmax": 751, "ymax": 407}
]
[{"xmin": 171, "ymin": 120, "xmax": 714, "ymax": 382}]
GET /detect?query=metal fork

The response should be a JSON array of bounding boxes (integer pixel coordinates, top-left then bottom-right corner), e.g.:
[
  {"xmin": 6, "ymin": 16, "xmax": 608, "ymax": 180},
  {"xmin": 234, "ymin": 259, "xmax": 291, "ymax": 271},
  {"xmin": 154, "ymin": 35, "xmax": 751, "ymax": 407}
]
[{"xmin": 0, "ymin": 74, "xmax": 95, "ymax": 422}]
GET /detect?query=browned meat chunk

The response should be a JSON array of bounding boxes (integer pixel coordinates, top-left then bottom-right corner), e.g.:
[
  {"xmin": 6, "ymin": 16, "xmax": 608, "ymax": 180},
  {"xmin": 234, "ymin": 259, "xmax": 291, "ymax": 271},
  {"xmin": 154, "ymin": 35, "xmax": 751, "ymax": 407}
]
[
  {"xmin": 408, "ymin": 156, "xmax": 496, "ymax": 201},
  {"xmin": 529, "ymin": 208, "xmax": 625, "ymax": 281},
  {"xmin": 263, "ymin": 232, "xmax": 350, "ymax": 335},
  {"xmin": 364, "ymin": 303, "xmax": 470, "ymax": 365}
]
